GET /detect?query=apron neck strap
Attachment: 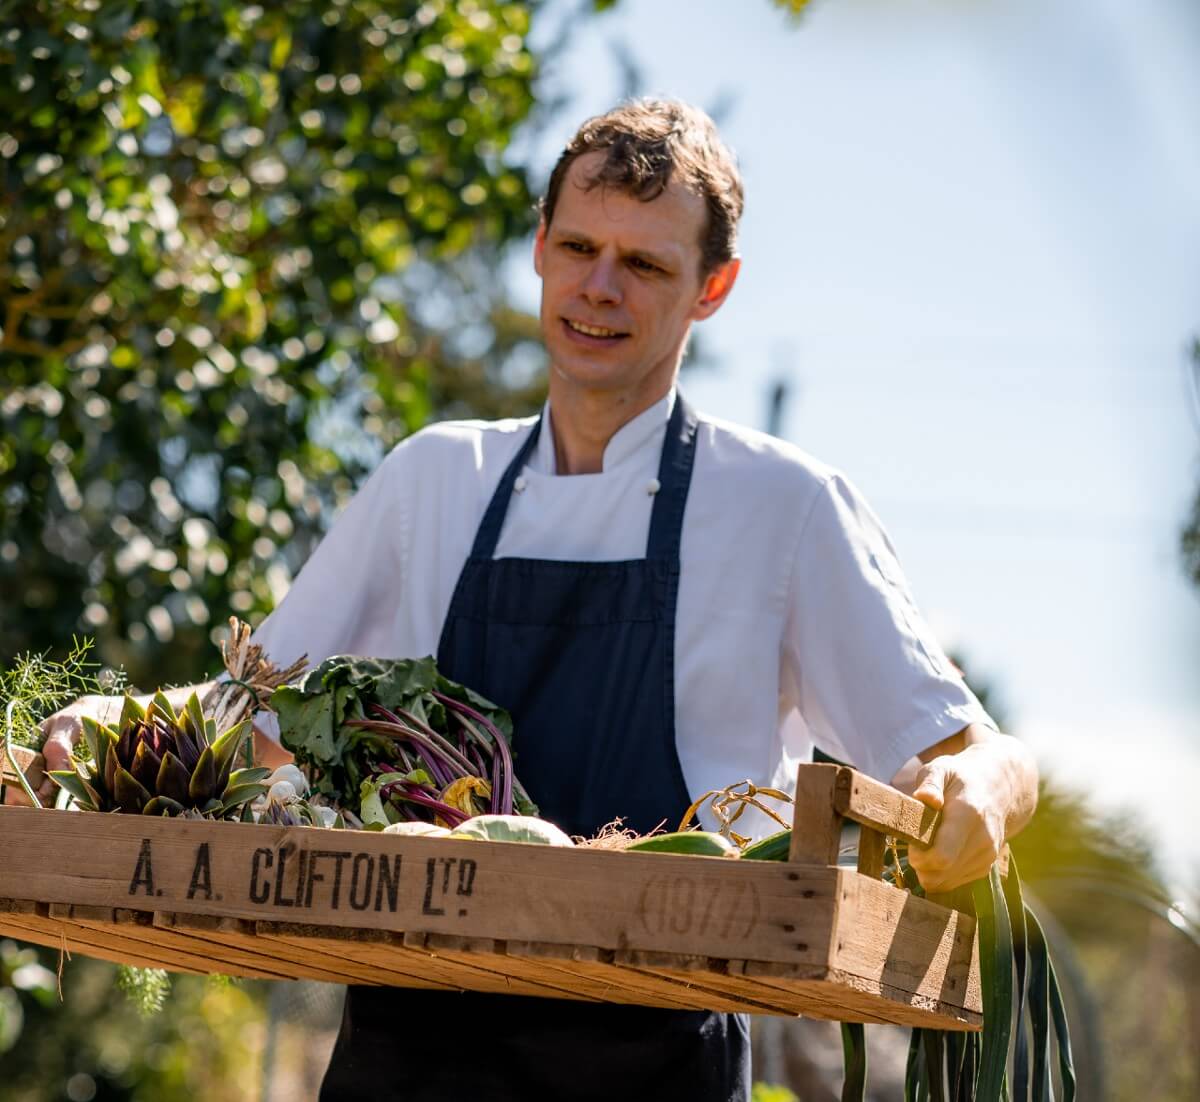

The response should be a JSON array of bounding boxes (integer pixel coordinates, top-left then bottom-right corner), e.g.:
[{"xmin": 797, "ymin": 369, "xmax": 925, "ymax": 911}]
[
  {"xmin": 470, "ymin": 416, "xmax": 543, "ymax": 559},
  {"xmin": 469, "ymin": 392, "xmax": 700, "ymax": 563},
  {"xmin": 646, "ymin": 391, "xmax": 698, "ymax": 561}
]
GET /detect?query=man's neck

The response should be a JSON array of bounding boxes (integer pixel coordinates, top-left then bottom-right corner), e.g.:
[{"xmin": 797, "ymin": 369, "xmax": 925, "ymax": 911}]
[{"xmin": 547, "ymin": 379, "xmax": 673, "ymax": 475}]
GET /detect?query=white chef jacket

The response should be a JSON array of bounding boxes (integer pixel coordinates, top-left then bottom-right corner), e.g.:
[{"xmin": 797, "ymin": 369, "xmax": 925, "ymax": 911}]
[{"xmin": 252, "ymin": 389, "xmax": 993, "ymax": 835}]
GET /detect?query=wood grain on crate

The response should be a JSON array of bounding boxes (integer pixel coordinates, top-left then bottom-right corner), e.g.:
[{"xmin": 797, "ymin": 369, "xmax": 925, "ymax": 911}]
[
  {"xmin": 1, "ymin": 745, "xmax": 45, "ymax": 795},
  {"xmin": 0, "ymin": 804, "xmax": 981, "ymax": 1029}
]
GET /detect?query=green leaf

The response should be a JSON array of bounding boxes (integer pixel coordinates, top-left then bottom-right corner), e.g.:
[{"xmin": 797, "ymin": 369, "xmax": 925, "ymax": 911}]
[
  {"xmin": 142, "ymin": 796, "xmax": 185, "ymax": 817},
  {"xmin": 1024, "ymin": 906, "xmax": 1052, "ymax": 1102},
  {"xmin": 275, "ymin": 687, "xmax": 338, "ymax": 763},
  {"xmin": 80, "ymin": 715, "xmax": 102, "ymax": 763},
  {"xmin": 840, "ymin": 1022, "xmax": 867, "ymax": 1102},
  {"xmin": 183, "ymin": 692, "xmax": 207, "ymax": 743},
  {"xmin": 376, "ymin": 656, "xmax": 439, "ymax": 702},
  {"xmin": 155, "ymin": 751, "xmax": 192, "ymax": 806},
  {"xmin": 118, "ymin": 695, "xmax": 146, "ymax": 730},
  {"xmin": 945, "ymin": 1032, "xmax": 967, "ymax": 1101},
  {"xmin": 92, "ymin": 725, "xmax": 116, "ymax": 790},
  {"xmin": 188, "ymin": 746, "xmax": 217, "ymax": 803},
  {"xmin": 229, "ymin": 766, "xmax": 272, "ymax": 786},
  {"xmin": 956, "ymin": 1034, "xmax": 979, "ymax": 1101},
  {"xmin": 151, "ymin": 692, "xmax": 178, "ymax": 727},
  {"xmin": 130, "ymin": 739, "xmax": 162, "ymax": 791},
  {"xmin": 113, "ymin": 765, "xmax": 152, "ymax": 814},
  {"xmin": 49, "ymin": 768, "xmax": 97, "ymax": 808},
  {"xmin": 358, "ymin": 776, "xmax": 391, "ymax": 828},
  {"xmin": 971, "ymin": 867, "xmax": 1014, "ymax": 1102},
  {"xmin": 1046, "ymin": 951, "xmax": 1076, "ymax": 1101},
  {"xmin": 923, "ymin": 1028, "xmax": 945, "ymax": 1102},
  {"xmin": 211, "ymin": 718, "xmax": 252, "ymax": 783},
  {"xmin": 904, "ymin": 1030, "xmax": 923, "ymax": 1102},
  {"xmin": 1001, "ymin": 859, "xmax": 1031, "ymax": 1102},
  {"xmin": 219, "ymin": 782, "xmax": 267, "ymax": 813}
]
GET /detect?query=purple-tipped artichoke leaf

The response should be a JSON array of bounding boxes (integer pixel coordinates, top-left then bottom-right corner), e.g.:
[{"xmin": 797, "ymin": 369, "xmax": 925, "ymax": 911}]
[
  {"xmin": 183, "ymin": 692, "xmax": 207, "ymax": 742},
  {"xmin": 151, "ymin": 691, "xmax": 178, "ymax": 727},
  {"xmin": 113, "ymin": 766, "xmax": 151, "ymax": 814},
  {"xmin": 171, "ymin": 725, "xmax": 201, "ymax": 772},
  {"xmin": 188, "ymin": 746, "xmax": 218, "ymax": 803},
  {"xmin": 142, "ymin": 796, "xmax": 185, "ymax": 817},
  {"xmin": 118, "ymin": 695, "xmax": 146, "ymax": 730},
  {"xmin": 156, "ymin": 751, "xmax": 192, "ymax": 806},
  {"xmin": 130, "ymin": 740, "xmax": 163, "ymax": 791}
]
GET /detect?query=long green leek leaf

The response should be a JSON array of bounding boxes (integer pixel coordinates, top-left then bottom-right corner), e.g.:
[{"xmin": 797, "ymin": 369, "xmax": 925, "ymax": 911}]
[
  {"xmin": 972, "ymin": 866, "xmax": 1013, "ymax": 1102},
  {"xmin": 1047, "ymin": 953, "xmax": 1076, "ymax": 1101},
  {"xmin": 906, "ymin": 1030, "xmax": 925, "ymax": 1102},
  {"xmin": 1025, "ymin": 904, "xmax": 1053, "ymax": 1101},
  {"xmin": 1001, "ymin": 857, "xmax": 1031, "ymax": 1101},
  {"xmin": 923, "ymin": 1028, "xmax": 947, "ymax": 1102},
  {"xmin": 840, "ymin": 1022, "xmax": 867, "ymax": 1102}
]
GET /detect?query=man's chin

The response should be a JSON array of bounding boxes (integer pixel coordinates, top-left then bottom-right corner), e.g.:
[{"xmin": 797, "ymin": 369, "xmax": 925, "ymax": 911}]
[{"xmin": 549, "ymin": 360, "xmax": 632, "ymax": 393}]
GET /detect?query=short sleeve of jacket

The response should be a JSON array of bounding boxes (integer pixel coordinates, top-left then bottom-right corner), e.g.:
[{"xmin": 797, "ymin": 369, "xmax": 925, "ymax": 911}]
[
  {"xmin": 250, "ymin": 443, "xmax": 409, "ymax": 740},
  {"xmin": 782, "ymin": 474, "xmax": 995, "ymax": 783}
]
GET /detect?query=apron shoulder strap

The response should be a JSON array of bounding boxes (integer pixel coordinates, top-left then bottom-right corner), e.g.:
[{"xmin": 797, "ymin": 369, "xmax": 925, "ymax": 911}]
[
  {"xmin": 471, "ymin": 416, "xmax": 542, "ymax": 560},
  {"xmin": 646, "ymin": 392, "xmax": 699, "ymax": 562}
]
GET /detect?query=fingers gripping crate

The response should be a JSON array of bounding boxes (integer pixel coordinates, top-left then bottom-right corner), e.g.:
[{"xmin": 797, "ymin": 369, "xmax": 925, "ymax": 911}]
[{"xmin": 0, "ymin": 763, "xmax": 982, "ymax": 1029}]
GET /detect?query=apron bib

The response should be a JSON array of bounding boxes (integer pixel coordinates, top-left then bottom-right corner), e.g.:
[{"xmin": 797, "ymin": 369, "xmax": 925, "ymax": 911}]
[{"xmin": 320, "ymin": 394, "xmax": 750, "ymax": 1101}]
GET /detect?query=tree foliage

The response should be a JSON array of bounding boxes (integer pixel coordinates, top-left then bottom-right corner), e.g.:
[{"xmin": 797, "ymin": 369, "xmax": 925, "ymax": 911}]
[
  {"xmin": 1, "ymin": 949, "xmax": 266, "ymax": 1102},
  {"xmin": 0, "ymin": 0, "xmax": 549, "ymax": 686}
]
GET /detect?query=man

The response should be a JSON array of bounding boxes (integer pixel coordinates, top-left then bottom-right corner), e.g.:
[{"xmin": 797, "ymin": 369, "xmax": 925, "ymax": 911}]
[{"xmin": 42, "ymin": 99, "xmax": 1037, "ymax": 1099}]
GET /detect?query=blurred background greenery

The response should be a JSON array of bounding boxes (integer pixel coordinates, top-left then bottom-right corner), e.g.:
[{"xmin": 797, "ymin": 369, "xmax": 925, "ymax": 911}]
[{"xmin": 1, "ymin": 0, "xmax": 1196, "ymax": 1099}]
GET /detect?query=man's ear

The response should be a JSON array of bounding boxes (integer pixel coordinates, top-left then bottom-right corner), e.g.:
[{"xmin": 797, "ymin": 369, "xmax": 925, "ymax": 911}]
[
  {"xmin": 533, "ymin": 219, "xmax": 547, "ymax": 277},
  {"xmin": 693, "ymin": 257, "xmax": 740, "ymax": 321}
]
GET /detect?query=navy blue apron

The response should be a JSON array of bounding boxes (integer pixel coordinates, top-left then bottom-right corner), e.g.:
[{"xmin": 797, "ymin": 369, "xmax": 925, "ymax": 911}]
[{"xmin": 320, "ymin": 394, "xmax": 750, "ymax": 1101}]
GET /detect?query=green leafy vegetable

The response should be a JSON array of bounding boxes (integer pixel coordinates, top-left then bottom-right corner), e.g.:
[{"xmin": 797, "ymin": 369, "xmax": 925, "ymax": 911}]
[
  {"xmin": 272, "ymin": 655, "xmax": 537, "ymax": 826},
  {"xmin": 864, "ymin": 850, "xmax": 1073, "ymax": 1100}
]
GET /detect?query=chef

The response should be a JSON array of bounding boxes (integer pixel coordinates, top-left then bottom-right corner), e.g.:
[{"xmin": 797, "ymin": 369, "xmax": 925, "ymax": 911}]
[{"xmin": 42, "ymin": 99, "xmax": 1038, "ymax": 1100}]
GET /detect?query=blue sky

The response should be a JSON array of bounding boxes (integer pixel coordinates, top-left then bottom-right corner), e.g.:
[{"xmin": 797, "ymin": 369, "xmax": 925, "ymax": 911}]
[{"xmin": 512, "ymin": 0, "xmax": 1200, "ymax": 886}]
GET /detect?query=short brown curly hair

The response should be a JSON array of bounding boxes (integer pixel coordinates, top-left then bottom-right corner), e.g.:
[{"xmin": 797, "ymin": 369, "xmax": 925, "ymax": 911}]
[{"xmin": 540, "ymin": 99, "xmax": 744, "ymax": 277}]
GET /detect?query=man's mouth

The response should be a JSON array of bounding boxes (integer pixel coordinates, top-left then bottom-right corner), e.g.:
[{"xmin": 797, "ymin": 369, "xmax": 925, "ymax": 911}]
[{"xmin": 563, "ymin": 318, "xmax": 628, "ymax": 340}]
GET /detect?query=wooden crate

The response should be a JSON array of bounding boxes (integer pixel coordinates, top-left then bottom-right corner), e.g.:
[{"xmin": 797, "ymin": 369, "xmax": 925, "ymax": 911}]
[
  {"xmin": 1, "ymin": 744, "xmax": 45, "ymax": 796},
  {"xmin": 0, "ymin": 763, "xmax": 982, "ymax": 1029}
]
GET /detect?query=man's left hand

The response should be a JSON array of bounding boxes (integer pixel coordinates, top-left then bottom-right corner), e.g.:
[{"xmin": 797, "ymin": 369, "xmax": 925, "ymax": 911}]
[{"xmin": 893, "ymin": 725, "xmax": 1038, "ymax": 894}]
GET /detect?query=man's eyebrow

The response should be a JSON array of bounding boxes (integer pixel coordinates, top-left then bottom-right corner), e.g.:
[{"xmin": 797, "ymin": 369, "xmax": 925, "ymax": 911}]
[{"xmin": 550, "ymin": 226, "xmax": 677, "ymax": 270}]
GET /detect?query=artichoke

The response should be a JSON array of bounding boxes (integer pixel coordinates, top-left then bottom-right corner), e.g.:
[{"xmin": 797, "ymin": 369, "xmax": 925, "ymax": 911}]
[{"xmin": 50, "ymin": 692, "xmax": 270, "ymax": 819}]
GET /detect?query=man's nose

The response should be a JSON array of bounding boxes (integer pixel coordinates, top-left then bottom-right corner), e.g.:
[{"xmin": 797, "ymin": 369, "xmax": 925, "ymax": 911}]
[{"xmin": 581, "ymin": 255, "xmax": 621, "ymax": 305}]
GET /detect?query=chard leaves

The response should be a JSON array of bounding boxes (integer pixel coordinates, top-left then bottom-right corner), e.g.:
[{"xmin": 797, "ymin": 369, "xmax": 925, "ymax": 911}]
[{"xmin": 271, "ymin": 655, "xmax": 519, "ymax": 814}]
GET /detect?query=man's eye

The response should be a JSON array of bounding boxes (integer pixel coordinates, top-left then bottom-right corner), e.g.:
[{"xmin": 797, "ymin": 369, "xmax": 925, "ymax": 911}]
[
  {"xmin": 562, "ymin": 241, "xmax": 590, "ymax": 253},
  {"xmin": 630, "ymin": 257, "xmax": 660, "ymax": 273}
]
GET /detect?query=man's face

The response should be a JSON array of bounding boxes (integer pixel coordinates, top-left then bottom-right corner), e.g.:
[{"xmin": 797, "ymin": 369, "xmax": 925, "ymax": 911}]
[{"xmin": 534, "ymin": 152, "xmax": 738, "ymax": 406}]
